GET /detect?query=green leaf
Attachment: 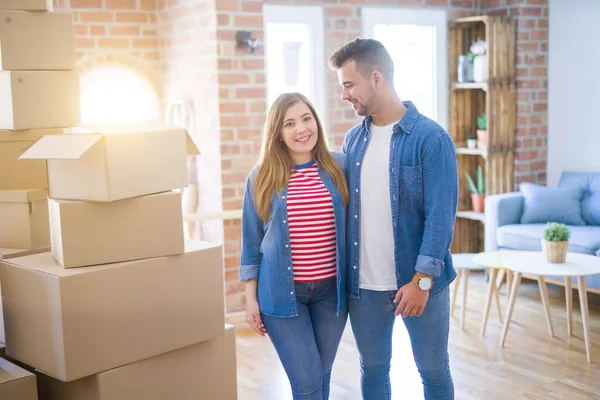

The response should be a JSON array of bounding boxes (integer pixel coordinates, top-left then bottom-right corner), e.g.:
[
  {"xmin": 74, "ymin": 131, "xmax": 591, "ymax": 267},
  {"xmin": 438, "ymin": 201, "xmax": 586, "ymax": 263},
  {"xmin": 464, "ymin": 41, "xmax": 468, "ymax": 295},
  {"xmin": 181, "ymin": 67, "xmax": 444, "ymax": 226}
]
[
  {"xmin": 542, "ymin": 222, "xmax": 570, "ymax": 241},
  {"xmin": 465, "ymin": 171, "xmax": 479, "ymax": 194},
  {"xmin": 477, "ymin": 165, "xmax": 485, "ymax": 195}
]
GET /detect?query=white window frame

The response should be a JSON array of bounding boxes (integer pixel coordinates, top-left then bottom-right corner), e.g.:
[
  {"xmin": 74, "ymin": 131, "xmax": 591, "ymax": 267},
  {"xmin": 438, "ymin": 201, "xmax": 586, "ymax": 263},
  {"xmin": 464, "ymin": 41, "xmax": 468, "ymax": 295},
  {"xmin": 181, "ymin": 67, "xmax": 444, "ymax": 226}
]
[
  {"xmin": 361, "ymin": 8, "xmax": 449, "ymax": 130},
  {"xmin": 263, "ymin": 5, "xmax": 326, "ymax": 125}
]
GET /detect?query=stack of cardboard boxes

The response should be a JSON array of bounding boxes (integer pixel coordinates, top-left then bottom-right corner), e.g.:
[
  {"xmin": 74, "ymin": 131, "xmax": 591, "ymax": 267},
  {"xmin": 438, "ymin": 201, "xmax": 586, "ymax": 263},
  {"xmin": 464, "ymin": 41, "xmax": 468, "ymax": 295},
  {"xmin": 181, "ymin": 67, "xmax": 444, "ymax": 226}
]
[{"xmin": 0, "ymin": 2, "xmax": 237, "ymax": 399}]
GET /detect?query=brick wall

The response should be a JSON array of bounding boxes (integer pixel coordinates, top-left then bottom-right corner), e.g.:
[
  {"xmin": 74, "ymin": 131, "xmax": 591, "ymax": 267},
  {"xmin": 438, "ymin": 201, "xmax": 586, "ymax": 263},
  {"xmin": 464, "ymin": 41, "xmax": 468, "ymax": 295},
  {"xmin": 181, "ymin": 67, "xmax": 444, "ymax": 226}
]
[
  {"xmin": 53, "ymin": 0, "xmax": 161, "ymax": 90},
  {"xmin": 481, "ymin": 0, "xmax": 549, "ymax": 186}
]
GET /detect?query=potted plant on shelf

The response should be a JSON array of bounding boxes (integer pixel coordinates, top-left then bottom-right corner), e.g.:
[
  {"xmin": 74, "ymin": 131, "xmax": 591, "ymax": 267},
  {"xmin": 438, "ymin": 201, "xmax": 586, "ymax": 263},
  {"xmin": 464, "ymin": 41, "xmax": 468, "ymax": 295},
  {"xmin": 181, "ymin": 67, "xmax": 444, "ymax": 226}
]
[
  {"xmin": 476, "ymin": 114, "xmax": 487, "ymax": 149},
  {"xmin": 542, "ymin": 222, "xmax": 570, "ymax": 263},
  {"xmin": 465, "ymin": 165, "xmax": 486, "ymax": 213},
  {"xmin": 467, "ymin": 133, "xmax": 477, "ymax": 149}
]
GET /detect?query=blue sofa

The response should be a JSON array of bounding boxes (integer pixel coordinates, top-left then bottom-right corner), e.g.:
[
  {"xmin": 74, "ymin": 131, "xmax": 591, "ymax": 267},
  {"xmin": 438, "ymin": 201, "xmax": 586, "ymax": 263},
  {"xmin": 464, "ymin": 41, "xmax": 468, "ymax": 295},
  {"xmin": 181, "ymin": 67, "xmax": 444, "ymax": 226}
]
[{"xmin": 485, "ymin": 171, "xmax": 600, "ymax": 291}]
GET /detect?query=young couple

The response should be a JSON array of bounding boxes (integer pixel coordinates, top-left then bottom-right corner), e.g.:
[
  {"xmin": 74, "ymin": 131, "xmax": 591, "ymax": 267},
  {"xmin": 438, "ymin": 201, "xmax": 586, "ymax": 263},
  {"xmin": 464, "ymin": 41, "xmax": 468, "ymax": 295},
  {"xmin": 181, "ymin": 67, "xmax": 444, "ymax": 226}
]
[{"xmin": 240, "ymin": 39, "xmax": 458, "ymax": 400}]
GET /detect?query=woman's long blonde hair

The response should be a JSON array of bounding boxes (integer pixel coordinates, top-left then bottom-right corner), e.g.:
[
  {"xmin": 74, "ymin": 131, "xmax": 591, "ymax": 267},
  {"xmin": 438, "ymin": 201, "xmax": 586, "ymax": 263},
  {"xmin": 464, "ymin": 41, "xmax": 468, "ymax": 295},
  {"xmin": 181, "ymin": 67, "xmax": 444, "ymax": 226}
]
[{"xmin": 252, "ymin": 93, "xmax": 349, "ymax": 222}]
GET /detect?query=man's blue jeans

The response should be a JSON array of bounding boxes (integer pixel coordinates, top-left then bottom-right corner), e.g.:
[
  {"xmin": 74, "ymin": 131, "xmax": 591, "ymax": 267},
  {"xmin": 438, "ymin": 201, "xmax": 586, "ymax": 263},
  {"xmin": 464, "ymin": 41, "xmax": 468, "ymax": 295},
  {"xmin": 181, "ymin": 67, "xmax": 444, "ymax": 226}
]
[
  {"xmin": 262, "ymin": 278, "xmax": 348, "ymax": 400},
  {"xmin": 348, "ymin": 285, "xmax": 454, "ymax": 400}
]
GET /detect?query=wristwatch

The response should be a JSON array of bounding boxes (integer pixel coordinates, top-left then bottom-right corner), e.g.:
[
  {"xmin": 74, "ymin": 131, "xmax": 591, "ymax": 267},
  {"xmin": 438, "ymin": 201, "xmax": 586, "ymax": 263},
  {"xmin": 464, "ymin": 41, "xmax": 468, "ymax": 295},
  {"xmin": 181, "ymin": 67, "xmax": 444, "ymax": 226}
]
[{"xmin": 412, "ymin": 274, "xmax": 433, "ymax": 291}]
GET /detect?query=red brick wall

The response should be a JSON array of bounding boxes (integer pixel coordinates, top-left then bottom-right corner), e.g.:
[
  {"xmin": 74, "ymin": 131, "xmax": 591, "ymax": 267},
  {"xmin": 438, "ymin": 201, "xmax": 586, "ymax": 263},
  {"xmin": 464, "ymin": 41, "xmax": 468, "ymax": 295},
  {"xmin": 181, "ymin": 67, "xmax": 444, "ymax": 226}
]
[
  {"xmin": 53, "ymin": 0, "xmax": 161, "ymax": 90},
  {"xmin": 481, "ymin": 0, "xmax": 549, "ymax": 186},
  {"xmin": 215, "ymin": 0, "xmax": 480, "ymax": 312}
]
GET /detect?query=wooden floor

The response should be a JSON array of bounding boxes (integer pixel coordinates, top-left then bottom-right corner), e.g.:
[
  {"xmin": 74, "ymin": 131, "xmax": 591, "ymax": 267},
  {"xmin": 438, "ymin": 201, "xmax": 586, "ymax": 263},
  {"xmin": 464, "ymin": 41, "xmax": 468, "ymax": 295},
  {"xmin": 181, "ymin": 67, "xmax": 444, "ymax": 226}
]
[{"xmin": 234, "ymin": 273, "xmax": 600, "ymax": 399}]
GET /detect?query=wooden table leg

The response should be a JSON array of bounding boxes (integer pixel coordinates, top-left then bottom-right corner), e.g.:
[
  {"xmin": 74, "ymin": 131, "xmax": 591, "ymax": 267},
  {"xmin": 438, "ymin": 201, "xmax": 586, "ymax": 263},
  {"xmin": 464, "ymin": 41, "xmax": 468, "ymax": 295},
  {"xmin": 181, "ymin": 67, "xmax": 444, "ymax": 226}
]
[
  {"xmin": 461, "ymin": 269, "xmax": 470, "ymax": 331},
  {"xmin": 451, "ymin": 268, "xmax": 462, "ymax": 318},
  {"xmin": 537, "ymin": 276, "xmax": 554, "ymax": 338},
  {"xmin": 565, "ymin": 277, "xmax": 573, "ymax": 336},
  {"xmin": 494, "ymin": 278, "xmax": 504, "ymax": 324},
  {"xmin": 506, "ymin": 270, "xmax": 514, "ymax": 295},
  {"xmin": 577, "ymin": 276, "xmax": 592, "ymax": 363},
  {"xmin": 500, "ymin": 272, "xmax": 522, "ymax": 347},
  {"xmin": 481, "ymin": 268, "xmax": 498, "ymax": 337}
]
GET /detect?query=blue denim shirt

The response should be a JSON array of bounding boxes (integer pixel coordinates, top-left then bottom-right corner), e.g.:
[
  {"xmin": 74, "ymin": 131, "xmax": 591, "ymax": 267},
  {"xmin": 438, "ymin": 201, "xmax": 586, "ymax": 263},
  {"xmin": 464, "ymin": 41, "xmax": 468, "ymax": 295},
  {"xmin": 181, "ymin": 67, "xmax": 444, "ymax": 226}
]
[
  {"xmin": 342, "ymin": 101, "xmax": 458, "ymax": 298},
  {"xmin": 239, "ymin": 152, "xmax": 348, "ymax": 318}
]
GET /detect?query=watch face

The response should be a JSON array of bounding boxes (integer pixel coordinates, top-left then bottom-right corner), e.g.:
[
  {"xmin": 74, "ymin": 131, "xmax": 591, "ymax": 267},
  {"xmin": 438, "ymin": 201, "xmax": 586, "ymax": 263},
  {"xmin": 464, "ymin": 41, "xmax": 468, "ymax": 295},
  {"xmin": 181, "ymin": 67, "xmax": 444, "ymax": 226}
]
[{"xmin": 419, "ymin": 278, "xmax": 432, "ymax": 290}]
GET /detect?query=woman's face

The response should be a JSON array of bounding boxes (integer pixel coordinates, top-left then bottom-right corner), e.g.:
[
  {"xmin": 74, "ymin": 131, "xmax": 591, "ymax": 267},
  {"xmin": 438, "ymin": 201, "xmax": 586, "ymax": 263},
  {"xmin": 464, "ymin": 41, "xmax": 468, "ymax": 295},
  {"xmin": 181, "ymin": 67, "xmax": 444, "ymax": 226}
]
[{"xmin": 280, "ymin": 101, "xmax": 319, "ymax": 164}]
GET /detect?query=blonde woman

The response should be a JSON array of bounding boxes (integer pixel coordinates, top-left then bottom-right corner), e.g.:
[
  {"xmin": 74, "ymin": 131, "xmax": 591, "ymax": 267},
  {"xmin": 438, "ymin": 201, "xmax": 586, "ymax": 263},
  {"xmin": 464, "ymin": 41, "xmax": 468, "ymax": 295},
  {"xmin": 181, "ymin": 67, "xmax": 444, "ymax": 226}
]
[{"xmin": 240, "ymin": 92, "xmax": 349, "ymax": 400}]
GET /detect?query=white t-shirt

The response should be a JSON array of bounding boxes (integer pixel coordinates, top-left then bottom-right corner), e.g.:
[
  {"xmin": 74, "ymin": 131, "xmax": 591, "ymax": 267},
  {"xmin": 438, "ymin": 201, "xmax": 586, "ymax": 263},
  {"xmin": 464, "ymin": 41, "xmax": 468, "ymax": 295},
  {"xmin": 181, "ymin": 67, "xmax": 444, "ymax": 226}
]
[{"xmin": 359, "ymin": 122, "xmax": 397, "ymax": 291}]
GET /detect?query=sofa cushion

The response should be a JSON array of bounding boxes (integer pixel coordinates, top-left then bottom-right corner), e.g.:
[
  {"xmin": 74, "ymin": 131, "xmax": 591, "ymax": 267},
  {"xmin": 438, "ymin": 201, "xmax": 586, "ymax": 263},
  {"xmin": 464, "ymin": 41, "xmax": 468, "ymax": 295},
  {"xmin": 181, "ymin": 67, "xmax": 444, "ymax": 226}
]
[
  {"xmin": 559, "ymin": 171, "xmax": 600, "ymax": 226},
  {"xmin": 597, "ymin": 248, "xmax": 600, "ymax": 257},
  {"xmin": 497, "ymin": 224, "xmax": 600, "ymax": 255},
  {"xmin": 519, "ymin": 182, "xmax": 585, "ymax": 226}
]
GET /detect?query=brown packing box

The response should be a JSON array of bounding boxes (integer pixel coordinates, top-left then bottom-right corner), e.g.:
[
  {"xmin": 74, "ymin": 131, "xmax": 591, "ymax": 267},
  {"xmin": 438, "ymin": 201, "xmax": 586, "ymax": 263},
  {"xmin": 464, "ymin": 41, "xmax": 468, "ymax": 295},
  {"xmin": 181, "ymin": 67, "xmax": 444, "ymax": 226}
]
[
  {"xmin": 20, "ymin": 121, "xmax": 201, "ymax": 201},
  {"xmin": 37, "ymin": 326, "xmax": 238, "ymax": 400},
  {"xmin": 0, "ymin": 70, "xmax": 80, "ymax": 130},
  {"xmin": 0, "ymin": 189, "xmax": 49, "ymax": 249},
  {"xmin": 0, "ymin": 0, "xmax": 52, "ymax": 11},
  {"xmin": 0, "ymin": 344, "xmax": 5, "ymax": 358},
  {"xmin": 0, "ymin": 247, "xmax": 50, "ymax": 260},
  {"xmin": 0, "ymin": 129, "xmax": 63, "ymax": 190},
  {"xmin": 0, "ymin": 10, "xmax": 73, "ymax": 69},
  {"xmin": 50, "ymin": 191, "xmax": 185, "ymax": 268},
  {"xmin": 0, "ymin": 241, "xmax": 225, "ymax": 382},
  {"xmin": 0, "ymin": 357, "xmax": 37, "ymax": 400}
]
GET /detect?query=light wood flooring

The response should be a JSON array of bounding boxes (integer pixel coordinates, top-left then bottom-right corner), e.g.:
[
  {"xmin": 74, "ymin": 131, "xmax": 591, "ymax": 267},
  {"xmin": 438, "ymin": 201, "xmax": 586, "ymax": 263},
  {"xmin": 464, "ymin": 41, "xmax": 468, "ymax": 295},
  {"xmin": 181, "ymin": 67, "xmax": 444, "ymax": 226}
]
[{"xmin": 234, "ymin": 272, "xmax": 600, "ymax": 399}]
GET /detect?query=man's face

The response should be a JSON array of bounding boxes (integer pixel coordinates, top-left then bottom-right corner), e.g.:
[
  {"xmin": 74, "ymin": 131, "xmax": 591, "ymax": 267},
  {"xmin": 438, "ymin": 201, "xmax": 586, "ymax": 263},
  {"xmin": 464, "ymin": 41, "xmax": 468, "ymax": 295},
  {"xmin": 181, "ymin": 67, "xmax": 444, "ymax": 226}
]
[{"xmin": 337, "ymin": 60, "xmax": 377, "ymax": 117}]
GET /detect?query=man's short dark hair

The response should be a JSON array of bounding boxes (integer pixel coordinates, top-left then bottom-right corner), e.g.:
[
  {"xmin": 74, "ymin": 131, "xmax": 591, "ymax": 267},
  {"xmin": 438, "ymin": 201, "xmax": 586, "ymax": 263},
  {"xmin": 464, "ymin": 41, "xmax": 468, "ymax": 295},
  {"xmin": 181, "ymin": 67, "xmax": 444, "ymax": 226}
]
[{"xmin": 328, "ymin": 38, "xmax": 394, "ymax": 82}]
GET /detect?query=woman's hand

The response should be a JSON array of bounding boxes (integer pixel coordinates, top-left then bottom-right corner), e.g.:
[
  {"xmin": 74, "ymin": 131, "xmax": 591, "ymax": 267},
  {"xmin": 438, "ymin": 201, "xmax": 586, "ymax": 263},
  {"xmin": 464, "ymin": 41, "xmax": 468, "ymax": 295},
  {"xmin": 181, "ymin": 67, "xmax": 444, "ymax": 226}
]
[{"xmin": 246, "ymin": 298, "xmax": 267, "ymax": 336}]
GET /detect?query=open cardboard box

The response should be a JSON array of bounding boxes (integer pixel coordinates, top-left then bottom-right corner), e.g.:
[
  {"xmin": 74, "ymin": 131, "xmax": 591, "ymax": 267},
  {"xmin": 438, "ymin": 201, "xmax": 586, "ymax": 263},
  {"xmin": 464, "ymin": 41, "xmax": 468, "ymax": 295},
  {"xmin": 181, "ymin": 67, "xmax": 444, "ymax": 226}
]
[{"xmin": 21, "ymin": 121, "xmax": 201, "ymax": 202}]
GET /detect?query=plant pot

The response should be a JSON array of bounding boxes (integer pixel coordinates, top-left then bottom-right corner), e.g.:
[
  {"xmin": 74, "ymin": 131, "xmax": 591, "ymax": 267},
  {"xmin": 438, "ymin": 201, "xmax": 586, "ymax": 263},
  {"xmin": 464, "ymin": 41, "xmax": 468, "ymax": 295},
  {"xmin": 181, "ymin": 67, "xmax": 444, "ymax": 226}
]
[
  {"xmin": 542, "ymin": 239, "xmax": 568, "ymax": 263},
  {"xmin": 476, "ymin": 129, "xmax": 488, "ymax": 149},
  {"xmin": 471, "ymin": 193, "xmax": 485, "ymax": 213},
  {"xmin": 466, "ymin": 139, "xmax": 477, "ymax": 149}
]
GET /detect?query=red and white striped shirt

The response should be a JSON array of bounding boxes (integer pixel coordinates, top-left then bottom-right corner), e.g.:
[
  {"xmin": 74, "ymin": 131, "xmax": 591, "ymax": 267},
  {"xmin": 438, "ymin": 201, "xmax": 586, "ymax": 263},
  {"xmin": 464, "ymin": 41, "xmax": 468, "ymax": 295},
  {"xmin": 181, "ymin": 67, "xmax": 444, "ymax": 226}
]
[{"xmin": 287, "ymin": 161, "xmax": 337, "ymax": 282}]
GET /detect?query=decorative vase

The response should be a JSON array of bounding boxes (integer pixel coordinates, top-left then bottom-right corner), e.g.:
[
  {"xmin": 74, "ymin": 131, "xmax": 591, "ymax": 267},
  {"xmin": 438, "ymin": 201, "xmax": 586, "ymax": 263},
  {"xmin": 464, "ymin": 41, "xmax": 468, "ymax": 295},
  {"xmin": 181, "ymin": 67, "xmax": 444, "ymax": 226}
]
[
  {"xmin": 467, "ymin": 139, "xmax": 477, "ymax": 149},
  {"xmin": 476, "ymin": 129, "xmax": 488, "ymax": 149},
  {"xmin": 473, "ymin": 55, "xmax": 488, "ymax": 83},
  {"xmin": 542, "ymin": 239, "xmax": 568, "ymax": 263},
  {"xmin": 471, "ymin": 193, "xmax": 485, "ymax": 213}
]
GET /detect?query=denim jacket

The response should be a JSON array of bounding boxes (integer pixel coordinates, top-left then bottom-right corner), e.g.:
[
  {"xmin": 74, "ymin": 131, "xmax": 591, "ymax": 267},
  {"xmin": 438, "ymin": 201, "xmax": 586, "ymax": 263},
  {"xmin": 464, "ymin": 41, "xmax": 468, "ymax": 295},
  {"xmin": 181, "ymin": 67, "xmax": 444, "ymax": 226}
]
[
  {"xmin": 342, "ymin": 101, "xmax": 458, "ymax": 298},
  {"xmin": 239, "ymin": 152, "xmax": 348, "ymax": 318}
]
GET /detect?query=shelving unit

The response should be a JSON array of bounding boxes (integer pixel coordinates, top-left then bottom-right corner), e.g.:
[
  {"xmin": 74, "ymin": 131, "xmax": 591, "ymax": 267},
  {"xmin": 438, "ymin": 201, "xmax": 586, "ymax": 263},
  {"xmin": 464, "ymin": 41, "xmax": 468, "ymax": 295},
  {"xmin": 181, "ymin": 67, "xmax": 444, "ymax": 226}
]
[{"xmin": 449, "ymin": 15, "xmax": 516, "ymax": 253}]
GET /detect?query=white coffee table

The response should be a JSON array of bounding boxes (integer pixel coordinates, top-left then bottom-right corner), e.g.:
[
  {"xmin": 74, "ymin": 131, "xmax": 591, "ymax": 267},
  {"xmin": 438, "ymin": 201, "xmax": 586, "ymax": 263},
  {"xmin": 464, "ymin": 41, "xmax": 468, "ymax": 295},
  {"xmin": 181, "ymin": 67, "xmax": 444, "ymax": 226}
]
[
  {"xmin": 472, "ymin": 250, "xmax": 532, "ymax": 337},
  {"xmin": 500, "ymin": 252, "xmax": 600, "ymax": 363}
]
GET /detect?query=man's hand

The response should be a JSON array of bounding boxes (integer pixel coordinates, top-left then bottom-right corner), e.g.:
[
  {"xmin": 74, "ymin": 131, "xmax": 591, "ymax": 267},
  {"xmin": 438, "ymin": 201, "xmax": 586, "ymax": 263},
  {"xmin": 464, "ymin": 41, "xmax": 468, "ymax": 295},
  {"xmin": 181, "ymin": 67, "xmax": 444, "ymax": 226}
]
[
  {"xmin": 246, "ymin": 298, "xmax": 267, "ymax": 337},
  {"xmin": 394, "ymin": 280, "xmax": 429, "ymax": 318}
]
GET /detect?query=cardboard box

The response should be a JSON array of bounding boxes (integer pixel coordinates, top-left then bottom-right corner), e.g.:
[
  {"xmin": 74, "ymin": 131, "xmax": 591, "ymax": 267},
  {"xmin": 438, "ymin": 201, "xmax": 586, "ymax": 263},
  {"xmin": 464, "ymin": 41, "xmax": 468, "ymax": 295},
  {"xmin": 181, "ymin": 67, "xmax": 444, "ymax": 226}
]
[
  {"xmin": 0, "ymin": 129, "xmax": 63, "ymax": 190},
  {"xmin": 50, "ymin": 191, "xmax": 185, "ymax": 268},
  {"xmin": 0, "ymin": 0, "xmax": 52, "ymax": 11},
  {"xmin": 0, "ymin": 189, "xmax": 49, "ymax": 249},
  {"xmin": 0, "ymin": 241, "xmax": 225, "ymax": 382},
  {"xmin": 37, "ymin": 326, "xmax": 237, "ymax": 400},
  {"xmin": 21, "ymin": 121, "xmax": 200, "ymax": 202},
  {"xmin": 0, "ymin": 70, "xmax": 80, "ymax": 130},
  {"xmin": 0, "ymin": 344, "xmax": 5, "ymax": 358},
  {"xmin": 0, "ymin": 10, "xmax": 73, "ymax": 69},
  {"xmin": 0, "ymin": 357, "xmax": 37, "ymax": 400},
  {"xmin": 0, "ymin": 247, "xmax": 50, "ymax": 260}
]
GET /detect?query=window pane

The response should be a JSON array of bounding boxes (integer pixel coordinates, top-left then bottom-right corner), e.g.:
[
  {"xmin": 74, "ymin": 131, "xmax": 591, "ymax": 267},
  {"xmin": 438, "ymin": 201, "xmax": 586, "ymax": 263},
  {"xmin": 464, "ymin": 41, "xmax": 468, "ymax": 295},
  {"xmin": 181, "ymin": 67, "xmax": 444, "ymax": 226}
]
[
  {"xmin": 373, "ymin": 24, "xmax": 437, "ymax": 121},
  {"xmin": 266, "ymin": 23, "xmax": 312, "ymax": 107}
]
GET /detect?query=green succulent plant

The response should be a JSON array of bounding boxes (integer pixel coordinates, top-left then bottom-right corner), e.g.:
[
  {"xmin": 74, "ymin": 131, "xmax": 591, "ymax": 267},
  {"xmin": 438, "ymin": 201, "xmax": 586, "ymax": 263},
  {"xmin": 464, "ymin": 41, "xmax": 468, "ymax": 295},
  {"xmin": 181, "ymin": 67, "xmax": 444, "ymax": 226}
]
[
  {"xmin": 542, "ymin": 222, "xmax": 570, "ymax": 242},
  {"xmin": 465, "ymin": 165, "xmax": 486, "ymax": 195}
]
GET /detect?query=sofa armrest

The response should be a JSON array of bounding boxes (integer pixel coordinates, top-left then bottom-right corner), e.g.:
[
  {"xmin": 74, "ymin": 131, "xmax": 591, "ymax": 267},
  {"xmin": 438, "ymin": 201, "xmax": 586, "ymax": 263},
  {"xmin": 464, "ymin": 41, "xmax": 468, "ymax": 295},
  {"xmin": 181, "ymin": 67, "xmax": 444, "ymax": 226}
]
[{"xmin": 484, "ymin": 192, "xmax": 524, "ymax": 252}]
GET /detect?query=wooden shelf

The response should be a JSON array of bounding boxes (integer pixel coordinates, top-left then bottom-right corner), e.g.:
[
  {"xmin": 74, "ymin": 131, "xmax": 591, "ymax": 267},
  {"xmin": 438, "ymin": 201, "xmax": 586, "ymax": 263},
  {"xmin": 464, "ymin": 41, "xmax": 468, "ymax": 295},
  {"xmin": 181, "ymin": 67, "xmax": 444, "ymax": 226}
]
[
  {"xmin": 452, "ymin": 82, "xmax": 488, "ymax": 92},
  {"xmin": 456, "ymin": 211, "xmax": 485, "ymax": 223},
  {"xmin": 456, "ymin": 147, "xmax": 488, "ymax": 159},
  {"xmin": 450, "ymin": 16, "xmax": 490, "ymax": 25}
]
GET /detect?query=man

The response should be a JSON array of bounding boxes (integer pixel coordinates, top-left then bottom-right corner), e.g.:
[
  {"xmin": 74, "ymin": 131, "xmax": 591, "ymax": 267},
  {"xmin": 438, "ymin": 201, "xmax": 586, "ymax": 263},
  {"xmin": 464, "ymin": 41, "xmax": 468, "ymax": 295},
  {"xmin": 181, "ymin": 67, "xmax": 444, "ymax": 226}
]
[{"xmin": 329, "ymin": 38, "xmax": 458, "ymax": 400}]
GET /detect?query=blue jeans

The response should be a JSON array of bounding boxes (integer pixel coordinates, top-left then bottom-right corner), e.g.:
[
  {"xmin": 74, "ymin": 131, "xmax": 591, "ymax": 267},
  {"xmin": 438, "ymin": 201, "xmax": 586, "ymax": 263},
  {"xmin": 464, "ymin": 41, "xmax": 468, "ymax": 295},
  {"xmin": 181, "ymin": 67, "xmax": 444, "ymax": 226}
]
[
  {"xmin": 349, "ymin": 285, "xmax": 454, "ymax": 400},
  {"xmin": 262, "ymin": 278, "xmax": 349, "ymax": 400}
]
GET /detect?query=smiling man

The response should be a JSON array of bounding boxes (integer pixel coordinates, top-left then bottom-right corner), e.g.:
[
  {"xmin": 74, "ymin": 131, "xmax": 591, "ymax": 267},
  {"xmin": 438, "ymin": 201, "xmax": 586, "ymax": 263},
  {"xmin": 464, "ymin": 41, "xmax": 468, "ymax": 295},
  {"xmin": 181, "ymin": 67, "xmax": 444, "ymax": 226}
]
[{"xmin": 329, "ymin": 38, "xmax": 458, "ymax": 400}]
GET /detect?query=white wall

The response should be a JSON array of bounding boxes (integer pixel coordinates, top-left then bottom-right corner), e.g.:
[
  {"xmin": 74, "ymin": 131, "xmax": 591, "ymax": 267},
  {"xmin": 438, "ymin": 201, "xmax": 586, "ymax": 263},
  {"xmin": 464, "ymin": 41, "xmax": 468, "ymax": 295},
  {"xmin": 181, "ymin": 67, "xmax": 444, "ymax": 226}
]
[{"xmin": 547, "ymin": 0, "xmax": 600, "ymax": 185}]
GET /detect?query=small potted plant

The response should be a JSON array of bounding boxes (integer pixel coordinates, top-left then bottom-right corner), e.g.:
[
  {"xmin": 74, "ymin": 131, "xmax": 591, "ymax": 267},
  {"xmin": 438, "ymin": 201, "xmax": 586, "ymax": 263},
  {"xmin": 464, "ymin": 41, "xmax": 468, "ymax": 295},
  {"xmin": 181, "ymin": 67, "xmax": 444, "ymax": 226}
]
[
  {"xmin": 476, "ymin": 114, "xmax": 487, "ymax": 149},
  {"xmin": 542, "ymin": 222, "xmax": 570, "ymax": 263},
  {"xmin": 467, "ymin": 133, "xmax": 477, "ymax": 149},
  {"xmin": 465, "ymin": 165, "xmax": 485, "ymax": 213}
]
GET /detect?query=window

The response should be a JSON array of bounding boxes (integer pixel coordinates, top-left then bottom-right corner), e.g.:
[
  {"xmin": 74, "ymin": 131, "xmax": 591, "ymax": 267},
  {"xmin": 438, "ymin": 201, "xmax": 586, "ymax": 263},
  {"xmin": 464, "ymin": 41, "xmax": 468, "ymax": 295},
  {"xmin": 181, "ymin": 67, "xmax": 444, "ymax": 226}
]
[
  {"xmin": 362, "ymin": 8, "xmax": 448, "ymax": 129},
  {"xmin": 80, "ymin": 66, "xmax": 161, "ymax": 124},
  {"xmin": 263, "ymin": 5, "xmax": 325, "ymax": 123}
]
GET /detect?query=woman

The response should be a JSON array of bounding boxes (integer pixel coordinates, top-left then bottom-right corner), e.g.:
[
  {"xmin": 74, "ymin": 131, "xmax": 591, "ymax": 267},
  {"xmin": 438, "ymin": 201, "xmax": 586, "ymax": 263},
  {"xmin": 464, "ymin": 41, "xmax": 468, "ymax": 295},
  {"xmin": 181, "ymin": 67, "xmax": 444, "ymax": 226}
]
[{"xmin": 240, "ymin": 92, "xmax": 349, "ymax": 400}]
